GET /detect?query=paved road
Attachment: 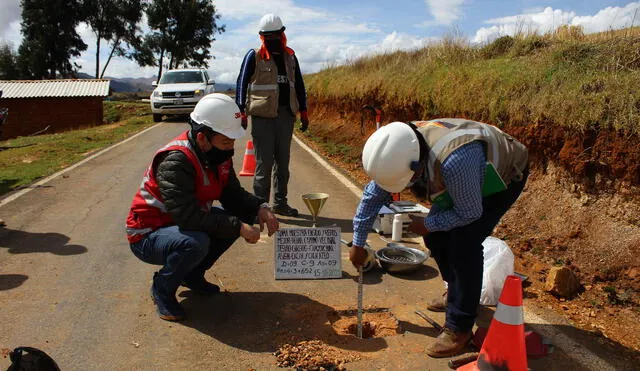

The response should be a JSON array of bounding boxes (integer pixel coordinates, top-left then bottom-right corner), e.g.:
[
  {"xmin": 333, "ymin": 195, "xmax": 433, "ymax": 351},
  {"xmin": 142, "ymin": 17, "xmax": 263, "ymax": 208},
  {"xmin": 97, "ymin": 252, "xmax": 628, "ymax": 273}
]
[{"xmin": 0, "ymin": 121, "xmax": 617, "ymax": 370}]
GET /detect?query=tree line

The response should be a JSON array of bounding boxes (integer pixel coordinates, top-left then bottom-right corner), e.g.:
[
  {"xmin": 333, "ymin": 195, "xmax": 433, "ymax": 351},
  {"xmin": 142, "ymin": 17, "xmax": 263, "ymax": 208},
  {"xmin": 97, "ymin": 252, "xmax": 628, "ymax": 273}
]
[{"xmin": 0, "ymin": 0, "xmax": 225, "ymax": 81}]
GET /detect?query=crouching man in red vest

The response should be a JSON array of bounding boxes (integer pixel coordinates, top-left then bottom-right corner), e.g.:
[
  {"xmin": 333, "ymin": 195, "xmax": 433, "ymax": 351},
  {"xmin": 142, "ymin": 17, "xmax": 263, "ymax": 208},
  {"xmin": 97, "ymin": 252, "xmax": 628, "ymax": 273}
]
[{"xmin": 126, "ymin": 93, "xmax": 279, "ymax": 321}]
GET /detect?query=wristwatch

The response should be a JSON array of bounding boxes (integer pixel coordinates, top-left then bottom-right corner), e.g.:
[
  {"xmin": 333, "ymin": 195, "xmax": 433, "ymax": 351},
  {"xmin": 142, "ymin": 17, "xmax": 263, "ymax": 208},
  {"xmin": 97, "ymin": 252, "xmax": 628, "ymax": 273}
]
[{"xmin": 259, "ymin": 202, "xmax": 271, "ymax": 211}]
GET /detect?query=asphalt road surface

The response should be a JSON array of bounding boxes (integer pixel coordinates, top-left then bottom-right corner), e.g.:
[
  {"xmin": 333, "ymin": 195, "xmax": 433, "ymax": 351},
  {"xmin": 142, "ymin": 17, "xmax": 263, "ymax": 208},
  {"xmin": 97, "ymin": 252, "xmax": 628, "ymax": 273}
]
[{"xmin": 0, "ymin": 121, "xmax": 619, "ymax": 370}]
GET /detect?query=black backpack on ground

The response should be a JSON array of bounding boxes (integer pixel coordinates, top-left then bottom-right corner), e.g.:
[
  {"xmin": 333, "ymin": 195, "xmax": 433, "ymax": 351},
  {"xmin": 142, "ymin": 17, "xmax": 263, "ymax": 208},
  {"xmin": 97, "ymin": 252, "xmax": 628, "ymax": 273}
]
[{"xmin": 7, "ymin": 347, "xmax": 60, "ymax": 371}]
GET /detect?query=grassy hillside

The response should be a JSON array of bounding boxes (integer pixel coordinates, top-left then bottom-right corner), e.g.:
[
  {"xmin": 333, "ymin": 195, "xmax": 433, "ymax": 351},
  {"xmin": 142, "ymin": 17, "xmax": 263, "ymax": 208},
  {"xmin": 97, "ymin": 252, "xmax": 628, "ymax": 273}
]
[
  {"xmin": 306, "ymin": 27, "xmax": 640, "ymax": 134},
  {"xmin": 304, "ymin": 27, "xmax": 640, "ymax": 187}
]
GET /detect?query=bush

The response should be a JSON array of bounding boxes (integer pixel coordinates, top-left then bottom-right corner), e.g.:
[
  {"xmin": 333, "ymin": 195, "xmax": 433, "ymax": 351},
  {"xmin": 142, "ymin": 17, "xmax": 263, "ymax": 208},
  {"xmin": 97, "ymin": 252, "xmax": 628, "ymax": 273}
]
[
  {"xmin": 510, "ymin": 35, "xmax": 551, "ymax": 57},
  {"xmin": 481, "ymin": 36, "xmax": 515, "ymax": 59}
]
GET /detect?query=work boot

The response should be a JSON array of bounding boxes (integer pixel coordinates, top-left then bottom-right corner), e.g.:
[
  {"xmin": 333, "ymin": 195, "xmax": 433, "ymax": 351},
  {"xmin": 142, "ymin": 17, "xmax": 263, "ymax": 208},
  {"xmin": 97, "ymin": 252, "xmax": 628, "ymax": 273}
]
[
  {"xmin": 273, "ymin": 204, "xmax": 299, "ymax": 217},
  {"xmin": 426, "ymin": 291, "xmax": 447, "ymax": 312},
  {"xmin": 426, "ymin": 327, "xmax": 472, "ymax": 358},
  {"xmin": 151, "ymin": 274, "xmax": 185, "ymax": 321},
  {"xmin": 182, "ymin": 276, "xmax": 220, "ymax": 295}
]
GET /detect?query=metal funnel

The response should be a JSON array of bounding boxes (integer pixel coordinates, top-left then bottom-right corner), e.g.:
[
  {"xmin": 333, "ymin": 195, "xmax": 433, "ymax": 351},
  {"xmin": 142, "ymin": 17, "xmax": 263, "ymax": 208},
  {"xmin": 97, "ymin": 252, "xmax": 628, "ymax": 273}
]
[{"xmin": 301, "ymin": 193, "xmax": 329, "ymax": 227}]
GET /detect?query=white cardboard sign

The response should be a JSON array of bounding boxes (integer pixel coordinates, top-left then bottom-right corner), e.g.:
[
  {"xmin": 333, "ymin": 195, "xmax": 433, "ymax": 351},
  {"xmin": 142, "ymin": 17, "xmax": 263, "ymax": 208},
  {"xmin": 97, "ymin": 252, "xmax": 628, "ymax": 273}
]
[{"xmin": 274, "ymin": 227, "xmax": 342, "ymax": 279}]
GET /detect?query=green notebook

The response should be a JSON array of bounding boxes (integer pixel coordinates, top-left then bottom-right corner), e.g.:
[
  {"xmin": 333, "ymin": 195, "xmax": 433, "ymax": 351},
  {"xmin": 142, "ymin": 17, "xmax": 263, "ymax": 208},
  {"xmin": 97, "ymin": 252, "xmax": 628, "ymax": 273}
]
[{"xmin": 431, "ymin": 162, "xmax": 507, "ymax": 209}]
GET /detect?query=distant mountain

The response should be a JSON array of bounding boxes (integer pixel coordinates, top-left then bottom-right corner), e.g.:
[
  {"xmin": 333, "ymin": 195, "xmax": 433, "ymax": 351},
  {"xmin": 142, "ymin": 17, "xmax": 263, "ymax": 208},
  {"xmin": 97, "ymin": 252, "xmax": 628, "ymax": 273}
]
[{"xmin": 78, "ymin": 72, "xmax": 235, "ymax": 93}]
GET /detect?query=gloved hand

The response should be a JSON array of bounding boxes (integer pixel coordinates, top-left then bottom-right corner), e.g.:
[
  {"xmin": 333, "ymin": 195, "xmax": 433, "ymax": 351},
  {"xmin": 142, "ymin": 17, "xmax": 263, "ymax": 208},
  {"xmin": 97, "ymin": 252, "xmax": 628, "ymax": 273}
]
[
  {"xmin": 240, "ymin": 112, "xmax": 248, "ymax": 129},
  {"xmin": 299, "ymin": 111, "xmax": 309, "ymax": 132}
]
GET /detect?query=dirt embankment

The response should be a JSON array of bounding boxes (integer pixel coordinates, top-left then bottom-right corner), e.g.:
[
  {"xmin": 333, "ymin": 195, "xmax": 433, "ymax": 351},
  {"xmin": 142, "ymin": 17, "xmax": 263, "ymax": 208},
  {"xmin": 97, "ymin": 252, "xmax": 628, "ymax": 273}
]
[{"xmin": 304, "ymin": 94, "xmax": 640, "ymax": 351}]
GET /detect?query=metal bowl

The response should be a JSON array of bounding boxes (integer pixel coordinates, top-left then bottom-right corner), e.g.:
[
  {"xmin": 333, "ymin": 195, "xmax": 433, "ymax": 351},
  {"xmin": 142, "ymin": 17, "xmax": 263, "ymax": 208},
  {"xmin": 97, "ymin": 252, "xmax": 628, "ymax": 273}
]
[{"xmin": 375, "ymin": 244, "xmax": 429, "ymax": 274}]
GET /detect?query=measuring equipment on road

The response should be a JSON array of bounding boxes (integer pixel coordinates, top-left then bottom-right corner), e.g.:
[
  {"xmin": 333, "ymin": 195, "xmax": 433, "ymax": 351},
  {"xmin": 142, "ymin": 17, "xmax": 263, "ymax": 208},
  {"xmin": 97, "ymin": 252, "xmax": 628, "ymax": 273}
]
[{"xmin": 301, "ymin": 193, "xmax": 329, "ymax": 227}]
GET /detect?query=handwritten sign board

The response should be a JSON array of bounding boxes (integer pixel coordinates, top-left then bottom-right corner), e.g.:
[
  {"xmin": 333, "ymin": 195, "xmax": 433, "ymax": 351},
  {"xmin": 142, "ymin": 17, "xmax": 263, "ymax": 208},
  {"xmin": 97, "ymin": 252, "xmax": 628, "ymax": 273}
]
[{"xmin": 274, "ymin": 227, "xmax": 342, "ymax": 279}]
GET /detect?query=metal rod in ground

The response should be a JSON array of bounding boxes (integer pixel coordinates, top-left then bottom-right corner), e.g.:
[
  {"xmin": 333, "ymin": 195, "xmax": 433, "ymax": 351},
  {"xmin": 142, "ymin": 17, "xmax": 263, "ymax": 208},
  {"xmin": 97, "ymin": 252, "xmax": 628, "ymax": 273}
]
[{"xmin": 357, "ymin": 266, "xmax": 363, "ymax": 338}]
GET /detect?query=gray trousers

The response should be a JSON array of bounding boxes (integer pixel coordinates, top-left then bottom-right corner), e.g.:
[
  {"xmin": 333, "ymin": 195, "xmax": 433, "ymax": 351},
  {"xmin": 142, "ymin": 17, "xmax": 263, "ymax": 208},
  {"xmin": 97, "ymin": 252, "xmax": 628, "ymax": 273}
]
[{"xmin": 251, "ymin": 106, "xmax": 294, "ymax": 206}]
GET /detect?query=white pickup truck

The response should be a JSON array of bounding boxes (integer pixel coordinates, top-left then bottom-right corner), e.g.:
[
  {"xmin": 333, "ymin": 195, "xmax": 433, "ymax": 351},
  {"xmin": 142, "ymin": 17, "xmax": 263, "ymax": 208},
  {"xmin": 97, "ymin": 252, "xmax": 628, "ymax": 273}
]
[{"xmin": 150, "ymin": 69, "xmax": 215, "ymax": 122}]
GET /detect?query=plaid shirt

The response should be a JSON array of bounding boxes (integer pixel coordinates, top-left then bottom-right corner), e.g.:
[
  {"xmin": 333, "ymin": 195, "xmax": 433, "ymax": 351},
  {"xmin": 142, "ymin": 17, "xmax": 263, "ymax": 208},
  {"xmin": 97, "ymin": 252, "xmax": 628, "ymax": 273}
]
[{"xmin": 352, "ymin": 141, "xmax": 486, "ymax": 247}]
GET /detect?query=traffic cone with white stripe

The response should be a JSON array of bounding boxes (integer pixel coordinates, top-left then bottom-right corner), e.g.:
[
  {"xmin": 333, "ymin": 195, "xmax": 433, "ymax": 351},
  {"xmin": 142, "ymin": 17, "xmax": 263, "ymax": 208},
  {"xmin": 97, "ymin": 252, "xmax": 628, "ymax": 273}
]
[
  {"xmin": 457, "ymin": 275, "xmax": 528, "ymax": 371},
  {"xmin": 238, "ymin": 140, "xmax": 256, "ymax": 176}
]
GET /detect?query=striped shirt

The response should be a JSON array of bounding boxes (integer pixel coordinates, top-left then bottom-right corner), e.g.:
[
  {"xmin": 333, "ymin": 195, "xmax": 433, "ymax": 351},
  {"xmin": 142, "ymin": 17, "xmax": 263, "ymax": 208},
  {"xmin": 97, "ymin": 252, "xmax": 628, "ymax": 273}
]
[{"xmin": 352, "ymin": 141, "xmax": 486, "ymax": 247}]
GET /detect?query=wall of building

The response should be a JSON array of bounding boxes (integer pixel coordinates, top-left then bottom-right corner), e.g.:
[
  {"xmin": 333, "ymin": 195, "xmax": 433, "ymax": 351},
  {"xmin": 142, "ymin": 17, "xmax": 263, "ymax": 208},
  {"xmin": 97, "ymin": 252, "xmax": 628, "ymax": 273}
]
[{"xmin": 0, "ymin": 97, "xmax": 104, "ymax": 140}]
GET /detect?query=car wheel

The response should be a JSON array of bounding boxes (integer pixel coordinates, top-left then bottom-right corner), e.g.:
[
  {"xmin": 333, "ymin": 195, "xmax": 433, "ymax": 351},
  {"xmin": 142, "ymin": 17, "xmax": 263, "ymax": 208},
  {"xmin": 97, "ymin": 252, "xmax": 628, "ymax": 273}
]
[{"xmin": 153, "ymin": 114, "xmax": 163, "ymax": 122}]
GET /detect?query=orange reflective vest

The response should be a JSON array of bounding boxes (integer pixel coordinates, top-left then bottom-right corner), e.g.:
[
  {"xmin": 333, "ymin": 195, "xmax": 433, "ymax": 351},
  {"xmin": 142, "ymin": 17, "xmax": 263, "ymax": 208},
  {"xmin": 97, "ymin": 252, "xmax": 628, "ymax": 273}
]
[{"xmin": 125, "ymin": 131, "xmax": 230, "ymax": 243}]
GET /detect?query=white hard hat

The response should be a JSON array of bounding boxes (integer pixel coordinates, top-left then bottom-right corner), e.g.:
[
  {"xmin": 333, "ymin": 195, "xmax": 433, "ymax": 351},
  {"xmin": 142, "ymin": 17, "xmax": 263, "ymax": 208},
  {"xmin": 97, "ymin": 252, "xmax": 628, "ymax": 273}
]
[
  {"xmin": 190, "ymin": 93, "xmax": 245, "ymax": 139},
  {"xmin": 362, "ymin": 122, "xmax": 420, "ymax": 193},
  {"xmin": 259, "ymin": 14, "xmax": 285, "ymax": 34}
]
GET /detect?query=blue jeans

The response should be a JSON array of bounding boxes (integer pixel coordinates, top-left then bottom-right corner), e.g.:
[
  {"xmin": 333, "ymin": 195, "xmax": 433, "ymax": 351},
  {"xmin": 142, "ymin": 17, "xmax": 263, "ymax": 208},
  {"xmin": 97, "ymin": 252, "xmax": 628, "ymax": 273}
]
[
  {"xmin": 424, "ymin": 169, "xmax": 528, "ymax": 333},
  {"xmin": 130, "ymin": 225, "xmax": 237, "ymax": 295}
]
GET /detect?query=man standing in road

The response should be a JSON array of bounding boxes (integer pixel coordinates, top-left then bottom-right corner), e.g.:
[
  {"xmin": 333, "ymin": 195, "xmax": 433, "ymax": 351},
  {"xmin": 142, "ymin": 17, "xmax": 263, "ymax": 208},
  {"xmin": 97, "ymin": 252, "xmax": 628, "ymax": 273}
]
[
  {"xmin": 349, "ymin": 119, "xmax": 529, "ymax": 358},
  {"xmin": 126, "ymin": 93, "xmax": 279, "ymax": 321},
  {"xmin": 236, "ymin": 13, "xmax": 309, "ymax": 217}
]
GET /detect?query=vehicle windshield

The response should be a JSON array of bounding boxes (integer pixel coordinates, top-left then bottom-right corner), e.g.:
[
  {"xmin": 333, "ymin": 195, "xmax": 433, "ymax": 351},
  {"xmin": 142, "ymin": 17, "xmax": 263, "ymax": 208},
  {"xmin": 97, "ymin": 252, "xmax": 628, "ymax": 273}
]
[{"xmin": 159, "ymin": 71, "xmax": 204, "ymax": 84}]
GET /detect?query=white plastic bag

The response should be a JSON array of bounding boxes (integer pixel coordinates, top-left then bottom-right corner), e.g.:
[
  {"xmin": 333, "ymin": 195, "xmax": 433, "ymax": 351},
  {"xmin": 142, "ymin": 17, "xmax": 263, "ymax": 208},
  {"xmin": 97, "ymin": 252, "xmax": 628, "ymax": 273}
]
[{"xmin": 480, "ymin": 236, "xmax": 514, "ymax": 306}]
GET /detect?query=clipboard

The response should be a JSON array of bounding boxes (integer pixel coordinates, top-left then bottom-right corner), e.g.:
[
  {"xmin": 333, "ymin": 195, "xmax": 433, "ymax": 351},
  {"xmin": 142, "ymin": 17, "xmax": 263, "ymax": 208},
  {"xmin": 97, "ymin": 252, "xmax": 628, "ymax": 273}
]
[{"xmin": 431, "ymin": 162, "xmax": 507, "ymax": 209}]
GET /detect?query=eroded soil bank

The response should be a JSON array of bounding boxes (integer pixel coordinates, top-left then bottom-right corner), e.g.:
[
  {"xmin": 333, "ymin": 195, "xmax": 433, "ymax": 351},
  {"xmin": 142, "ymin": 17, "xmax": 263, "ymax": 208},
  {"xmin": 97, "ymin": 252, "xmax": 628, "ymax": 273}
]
[{"xmin": 303, "ymin": 94, "xmax": 640, "ymax": 351}]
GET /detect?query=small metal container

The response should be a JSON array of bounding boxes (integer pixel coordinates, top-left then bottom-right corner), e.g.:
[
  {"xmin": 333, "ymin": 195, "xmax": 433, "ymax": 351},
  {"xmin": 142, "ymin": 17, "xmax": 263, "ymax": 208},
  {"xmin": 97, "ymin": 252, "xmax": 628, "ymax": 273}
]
[{"xmin": 375, "ymin": 244, "xmax": 429, "ymax": 274}]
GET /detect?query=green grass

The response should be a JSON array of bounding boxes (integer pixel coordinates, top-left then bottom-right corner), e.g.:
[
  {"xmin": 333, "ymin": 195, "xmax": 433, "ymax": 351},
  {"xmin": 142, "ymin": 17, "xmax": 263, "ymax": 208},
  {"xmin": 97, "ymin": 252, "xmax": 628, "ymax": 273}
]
[
  {"xmin": 0, "ymin": 101, "xmax": 154, "ymax": 196},
  {"xmin": 305, "ymin": 26, "xmax": 640, "ymax": 133}
]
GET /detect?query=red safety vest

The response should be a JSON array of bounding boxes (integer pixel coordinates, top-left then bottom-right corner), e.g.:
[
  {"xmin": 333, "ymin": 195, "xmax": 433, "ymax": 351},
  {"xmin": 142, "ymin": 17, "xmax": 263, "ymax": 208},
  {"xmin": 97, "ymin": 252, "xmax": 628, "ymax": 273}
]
[{"xmin": 125, "ymin": 131, "xmax": 230, "ymax": 243}]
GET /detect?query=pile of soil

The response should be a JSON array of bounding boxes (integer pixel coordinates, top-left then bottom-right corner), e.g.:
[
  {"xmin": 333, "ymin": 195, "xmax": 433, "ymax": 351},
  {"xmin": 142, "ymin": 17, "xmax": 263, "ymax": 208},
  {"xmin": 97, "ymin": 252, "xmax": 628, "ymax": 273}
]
[
  {"xmin": 274, "ymin": 340, "xmax": 360, "ymax": 370},
  {"xmin": 272, "ymin": 308, "xmax": 401, "ymax": 369},
  {"xmin": 301, "ymin": 96, "xmax": 640, "ymax": 351}
]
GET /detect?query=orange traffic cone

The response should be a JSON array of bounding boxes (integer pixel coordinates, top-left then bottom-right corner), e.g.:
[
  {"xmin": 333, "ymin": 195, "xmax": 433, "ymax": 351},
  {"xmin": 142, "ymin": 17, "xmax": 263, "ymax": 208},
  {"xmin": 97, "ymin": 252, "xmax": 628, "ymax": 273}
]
[
  {"xmin": 238, "ymin": 140, "xmax": 256, "ymax": 176},
  {"xmin": 457, "ymin": 275, "xmax": 528, "ymax": 371}
]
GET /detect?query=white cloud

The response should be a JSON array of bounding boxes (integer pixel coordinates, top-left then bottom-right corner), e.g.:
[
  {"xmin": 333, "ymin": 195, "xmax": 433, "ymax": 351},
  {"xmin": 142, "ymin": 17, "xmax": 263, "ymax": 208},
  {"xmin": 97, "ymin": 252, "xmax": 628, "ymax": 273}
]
[
  {"xmin": 418, "ymin": 0, "xmax": 466, "ymax": 27},
  {"xmin": 572, "ymin": 2, "xmax": 640, "ymax": 33},
  {"xmin": 0, "ymin": 0, "xmax": 21, "ymax": 45},
  {"xmin": 472, "ymin": 2, "xmax": 640, "ymax": 43},
  {"xmin": 215, "ymin": 0, "xmax": 328, "ymax": 22}
]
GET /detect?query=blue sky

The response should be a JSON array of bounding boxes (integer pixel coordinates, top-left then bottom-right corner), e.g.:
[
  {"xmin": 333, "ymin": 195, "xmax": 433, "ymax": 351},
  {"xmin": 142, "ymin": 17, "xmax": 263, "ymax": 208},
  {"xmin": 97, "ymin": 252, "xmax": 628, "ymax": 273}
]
[{"xmin": 1, "ymin": 1, "xmax": 639, "ymax": 84}]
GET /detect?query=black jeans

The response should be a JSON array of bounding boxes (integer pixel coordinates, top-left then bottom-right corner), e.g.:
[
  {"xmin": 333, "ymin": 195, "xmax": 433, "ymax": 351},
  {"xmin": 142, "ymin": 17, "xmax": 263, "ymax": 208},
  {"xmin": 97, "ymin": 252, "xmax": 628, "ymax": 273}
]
[
  {"xmin": 424, "ymin": 169, "xmax": 528, "ymax": 333},
  {"xmin": 251, "ymin": 106, "xmax": 295, "ymax": 206}
]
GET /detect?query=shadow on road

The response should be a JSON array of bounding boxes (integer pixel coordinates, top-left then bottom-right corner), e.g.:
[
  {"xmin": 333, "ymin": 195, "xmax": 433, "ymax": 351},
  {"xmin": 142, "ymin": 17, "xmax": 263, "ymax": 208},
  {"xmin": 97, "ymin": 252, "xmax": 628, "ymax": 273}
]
[
  {"xmin": 278, "ymin": 213, "xmax": 354, "ymax": 233},
  {"xmin": 0, "ymin": 227, "xmax": 87, "ymax": 255},
  {"xmin": 180, "ymin": 291, "xmax": 388, "ymax": 354},
  {"xmin": 341, "ymin": 264, "xmax": 439, "ymax": 285},
  {"xmin": 0, "ymin": 274, "xmax": 28, "ymax": 291}
]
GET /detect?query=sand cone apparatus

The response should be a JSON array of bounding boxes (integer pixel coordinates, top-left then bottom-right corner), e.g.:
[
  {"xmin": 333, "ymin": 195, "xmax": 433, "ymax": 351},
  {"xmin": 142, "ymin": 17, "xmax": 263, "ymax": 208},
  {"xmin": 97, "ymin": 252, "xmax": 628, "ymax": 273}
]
[
  {"xmin": 238, "ymin": 140, "xmax": 256, "ymax": 176},
  {"xmin": 457, "ymin": 275, "xmax": 528, "ymax": 371}
]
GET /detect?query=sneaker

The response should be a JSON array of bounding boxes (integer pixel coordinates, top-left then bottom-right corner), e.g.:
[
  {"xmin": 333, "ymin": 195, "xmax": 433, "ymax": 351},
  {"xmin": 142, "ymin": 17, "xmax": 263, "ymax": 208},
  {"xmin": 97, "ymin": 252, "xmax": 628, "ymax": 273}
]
[
  {"xmin": 426, "ymin": 327, "xmax": 472, "ymax": 358},
  {"xmin": 272, "ymin": 204, "xmax": 299, "ymax": 217},
  {"xmin": 150, "ymin": 278, "xmax": 185, "ymax": 321},
  {"xmin": 426, "ymin": 291, "xmax": 447, "ymax": 312},
  {"xmin": 182, "ymin": 277, "xmax": 220, "ymax": 295}
]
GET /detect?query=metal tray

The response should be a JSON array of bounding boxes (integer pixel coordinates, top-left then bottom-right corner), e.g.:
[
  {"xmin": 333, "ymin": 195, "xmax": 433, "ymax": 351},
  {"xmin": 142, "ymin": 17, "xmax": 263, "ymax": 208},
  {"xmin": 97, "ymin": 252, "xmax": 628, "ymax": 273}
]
[{"xmin": 375, "ymin": 244, "xmax": 429, "ymax": 274}]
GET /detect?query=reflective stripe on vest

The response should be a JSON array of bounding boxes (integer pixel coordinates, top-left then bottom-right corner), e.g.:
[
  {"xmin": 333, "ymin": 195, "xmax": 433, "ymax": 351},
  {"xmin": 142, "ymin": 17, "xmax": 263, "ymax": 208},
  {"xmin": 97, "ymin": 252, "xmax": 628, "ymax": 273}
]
[
  {"xmin": 139, "ymin": 175, "xmax": 167, "ymax": 212},
  {"xmin": 250, "ymin": 83, "xmax": 278, "ymax": 91},
  {"xmin": 493, "ymin": 302, "xmax": 524, "ymax": 326},
  {"xmin": 125, "ymin": 226, "xmax": 153, "ymax": 236},
  {"xmin": 427, "ymin": 128, "xmax": 484, "ymax": 181}
]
